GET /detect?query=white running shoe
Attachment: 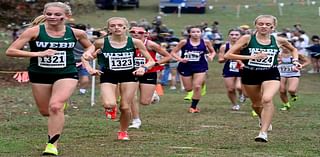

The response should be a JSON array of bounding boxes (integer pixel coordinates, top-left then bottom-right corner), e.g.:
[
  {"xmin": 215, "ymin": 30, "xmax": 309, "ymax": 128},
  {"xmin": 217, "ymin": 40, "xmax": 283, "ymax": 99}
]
[
  {"xmin": 255, "ymin": 132, "xmax": 268, "ymax": 142},
  {"xmin": 232, "ymin": 104, "xmax": 240, "ymax": 111},
  {"xmin": 129, "ymin": 120, "xmax": 141, "ymax": 129},
  {"xmin": 239, "ymin": 94, "xmax": 246, "ymax": 103},
  {"xmin": 169, "ymin": 86, "xmax": 177, "ymax": 90},
  {"xmin": 151, "ymin": 92, "xmax": 160, "ymax": 104}
]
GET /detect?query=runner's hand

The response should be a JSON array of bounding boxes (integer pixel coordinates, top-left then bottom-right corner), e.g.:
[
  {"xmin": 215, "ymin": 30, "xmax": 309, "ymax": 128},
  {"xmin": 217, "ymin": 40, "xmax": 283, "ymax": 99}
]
[
  {"xmin": 207, "ymin": 53, "xmax": 215, "ymax": 62},
  {"xmin": 88, "ymin": 69, "xmax": 103, "ymax": 76},
  {"xmin": 133, "ymin": 67, "xmax": 146, "ymax": 76},
  {"xmin": 82, "ymin": 52, "xmax": 95, "ymax": 61},
  {"xmin": 39, "ymin": 49, "xmax": 56, "ymax": 57},
  {"xmin": 179, "ymin": 58, "xmax": 189, "ymax": 63},
  {"xmin": 251, "ymin": 52, "xmax": 267, "ymax": 60}
]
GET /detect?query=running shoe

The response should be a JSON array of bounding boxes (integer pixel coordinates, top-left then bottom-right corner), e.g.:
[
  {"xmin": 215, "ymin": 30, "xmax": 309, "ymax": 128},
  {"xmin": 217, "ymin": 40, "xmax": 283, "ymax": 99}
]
[
  {"xmin": 129, "ymin": 119, "xmax": 141, "ymax": 129},
  {"xmin": 118, "ymin": 131, "xmax": 130, "ymax": 140},
  {"xmin": 151, "ymin": 92, "xmax": 160, "ymax": 104},
  {"xmin": 105, "ymin": 105, "xmax": 117, "ymax": 120},
  {"xmin": 254, "ymin": 132, "xmax": 268, "ymax": 142},
  {"xmin": 63, "ymin": 102, "xmax": 68, "ymax": 110},
  {"xmin": 290, "ymin": 95, "xmax": 298, "ymax": 102},
  {"xmin": 184, "ymin": 91, "xmax": 193, "ymax": 101},
  {"xmin": 280, "ymin": 102, "xmax": 291, "ymax": 111},
  {"xmin": 188, "ymin": 107, "xmax": 200, "ymax": 113},
  {"xmin": 43, "ymin": 143, "xmax": 58, "ymax": 156},
  {"xmin": 201, "ymin": 84, "xmax": 207, "ymax": 96},
  {"xmin": 251, "ymin": 110, "xmax": 258, "ymax": 117},
  {"xmin": 232, "ymin": 104, "xmax": 240, "ymax": 111},
  {"xmin": 169, "ymin": 86, "xmax": 177, "ymax": 90},
  {"xmin": 239, "ymin": 94, "xmax": 246, "ymax": 103}
]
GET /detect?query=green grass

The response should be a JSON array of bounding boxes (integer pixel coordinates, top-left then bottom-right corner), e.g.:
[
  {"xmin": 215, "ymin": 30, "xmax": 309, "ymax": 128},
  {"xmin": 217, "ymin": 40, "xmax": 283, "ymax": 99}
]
[
  {"xmin": 0, "ymin": 64, "xmax": 320, "ymax": 156},
  {"xmin": 1, "ymin": 0, "xmax": 320, "ymax": 156}
]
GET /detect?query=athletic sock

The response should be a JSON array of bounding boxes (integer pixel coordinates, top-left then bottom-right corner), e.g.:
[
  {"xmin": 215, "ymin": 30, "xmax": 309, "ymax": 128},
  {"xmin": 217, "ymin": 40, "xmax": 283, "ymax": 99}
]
[
  {"xmin": 47, "ymin": 134, "xmax": 60, "ymax": 144},
  {"xmin": 191, "ymin": 99, "xmax": 199, "ymax": 109}
]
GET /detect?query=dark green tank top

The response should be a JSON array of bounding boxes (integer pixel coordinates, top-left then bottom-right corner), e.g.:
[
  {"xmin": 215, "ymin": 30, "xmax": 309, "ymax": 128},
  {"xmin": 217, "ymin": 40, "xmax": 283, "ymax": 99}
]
[
  {"xmin": 28, "ymin": 24, "xmax": 77, "ymax": 74},
  {"xmin": 97, "ymin": 36, "xmax": 136, "ymax": 71},
  {"xmin": 241, "ymin": 34, "xmax": 280, "ymax": 70}
]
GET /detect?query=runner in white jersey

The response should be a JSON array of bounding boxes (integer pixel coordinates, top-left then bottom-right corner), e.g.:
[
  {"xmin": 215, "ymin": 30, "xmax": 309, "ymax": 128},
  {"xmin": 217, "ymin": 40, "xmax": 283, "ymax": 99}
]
[{"xmin": 278, "ymin": 45, "xmax": 310, "ymax": 110}]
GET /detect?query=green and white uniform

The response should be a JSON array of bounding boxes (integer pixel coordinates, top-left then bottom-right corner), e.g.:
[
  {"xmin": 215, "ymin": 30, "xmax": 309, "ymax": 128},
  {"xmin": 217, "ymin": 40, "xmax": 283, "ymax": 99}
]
[
  {"xmin": 98, "ymin": 36, "xmax": 138, "ymax": 84},
  {"xmin": 28, "ymin": 24, "xmax": 77, "ymax": 74},
  {"xmin": 240, "ymin": 34, "xmax": 280, "ymax": 85},
  {"xmin": 241, "ymin": 34, "xmax": 280, "ymax": 70}
]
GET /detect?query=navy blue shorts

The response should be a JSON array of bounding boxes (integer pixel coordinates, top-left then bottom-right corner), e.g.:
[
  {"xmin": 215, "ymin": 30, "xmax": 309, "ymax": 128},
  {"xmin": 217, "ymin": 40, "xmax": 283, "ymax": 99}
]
[
  {"xmin": 77, "ymin": 65, "xmax": 90, "ymax": 77},
  {"xmin": 29, "ymin": 72, "xmax": 79, "ymax": 84},
  {"xmin": 222, "ymin": 68, "xmax": 240, "ymax": 78},
  {"xmin": 241, "ymin": 67, "xmax": 280, "ymax": 85},
  {"xmin": 138, "ymin": 72, "xmax": 157, "ymax": 85},
  {"xmin": 100, "ymin": 69, "xmax": 138, "ymax": 84},
  {"xmin": 177, "ymin": 63, "xmax": 208, "ymax": 76}
]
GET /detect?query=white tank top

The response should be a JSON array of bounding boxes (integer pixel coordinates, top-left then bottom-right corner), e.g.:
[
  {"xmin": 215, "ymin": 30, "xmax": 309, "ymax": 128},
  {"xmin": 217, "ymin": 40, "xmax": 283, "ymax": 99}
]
[{"xmin": 278, "ymin": 56, "xmax": 301, "ymax": 77}]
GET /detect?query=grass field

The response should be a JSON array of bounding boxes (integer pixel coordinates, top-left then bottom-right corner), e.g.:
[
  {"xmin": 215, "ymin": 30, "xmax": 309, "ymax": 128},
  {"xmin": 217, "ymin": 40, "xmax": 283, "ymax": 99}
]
[{"xmin": 1, "ymin": 0, "xmax": 320, "ymax": 156}]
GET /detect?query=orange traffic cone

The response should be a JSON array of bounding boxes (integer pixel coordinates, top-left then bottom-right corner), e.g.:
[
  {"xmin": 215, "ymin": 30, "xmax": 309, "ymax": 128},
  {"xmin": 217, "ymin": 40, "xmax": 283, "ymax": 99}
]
[{"xmin": 155, "ymin": 84, "xmax": 164, "ymax": 96}]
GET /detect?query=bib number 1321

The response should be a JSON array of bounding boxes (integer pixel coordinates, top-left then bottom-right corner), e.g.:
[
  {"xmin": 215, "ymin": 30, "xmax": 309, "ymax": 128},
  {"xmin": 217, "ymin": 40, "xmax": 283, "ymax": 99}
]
[{"xmin": 38, "ymin": 51, "xmax": 66, "ymax": 68}]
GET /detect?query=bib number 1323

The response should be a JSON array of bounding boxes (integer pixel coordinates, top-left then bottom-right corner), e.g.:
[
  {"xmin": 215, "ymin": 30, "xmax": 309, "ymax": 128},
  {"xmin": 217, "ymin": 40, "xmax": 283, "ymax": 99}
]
[{"xmin": 109, "ymin": 56, "xmax": 134, "ymax": 71}]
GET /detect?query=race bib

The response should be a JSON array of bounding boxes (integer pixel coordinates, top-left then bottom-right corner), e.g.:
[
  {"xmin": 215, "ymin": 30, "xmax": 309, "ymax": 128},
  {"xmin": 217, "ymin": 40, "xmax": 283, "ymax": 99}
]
[
  {"xmin": 38, "ymin": 51, "xmax": 66, "ymax": 68},
  {"xmin": 278, "ymin": 64, "xmax": 293, "ymax": 73},
  {"xmin": 109, "ymin": 55, "xmax": 134, "ymax": 71},
  {"xmin": 134, "ymin": 57, "xmax": 146, "ymax": 68},
  {"xmin": 248, "ymin": 52, "xmax": 275, "ymax": 68},
  {"xmin": 184, "ymin": 52, "xmax": 200, "ymax": 62},
  {"xmin": 229, "ymin": 61, "xmax": 239, "ymax": 72}
]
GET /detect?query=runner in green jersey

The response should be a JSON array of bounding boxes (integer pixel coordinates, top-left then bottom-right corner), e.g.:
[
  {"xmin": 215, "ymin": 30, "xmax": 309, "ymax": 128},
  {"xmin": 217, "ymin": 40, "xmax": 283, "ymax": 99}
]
[
  {"xmin": 82, "ymin": 17, "xmax": 155, "ymax": 141},
  {"xmin": 6, "ymin": 2, "xmax": 94, "ymax": 156},
  {"xmin": 224, "ymin": 15, "xmax": 301, "ymax": 143}
]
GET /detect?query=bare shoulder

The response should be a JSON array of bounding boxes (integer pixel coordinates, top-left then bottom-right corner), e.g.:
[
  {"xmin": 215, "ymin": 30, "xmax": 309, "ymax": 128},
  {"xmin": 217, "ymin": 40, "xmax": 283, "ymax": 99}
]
[
  {"xmin": 276, "ymin": 36, "xmax": 288, "ymax": 44},
  {"xmin": 203, "ymin": 39, "xmax": 212, "ymax": 44},
  {"xmin": 21, "ymin": 26, "xmax": 40, "ymax": 39},
  {"xmin": 146, "ymin": 39, "xmax": 157, "ymax": 47},
  {"xmin": 241, "ymin": 34, "xmax": 251, "ymax": 41},
  {"xmin": 72, "ymin": 28, "xmax": 87, "ymax": 39},
  {"xmin": 94, "ymin": 38, "xmax": 104, "ymax": 48},
  {"xmin": 180, "ymin": 39, "xmax": 187, "ymax": 44},
  {"xmin": 133, "ymin": 38, "xmax": 143, "ymax": 45}
]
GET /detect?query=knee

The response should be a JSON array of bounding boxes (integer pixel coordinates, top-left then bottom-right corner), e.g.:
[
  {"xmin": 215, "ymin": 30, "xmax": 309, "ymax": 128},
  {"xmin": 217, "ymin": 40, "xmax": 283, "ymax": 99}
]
[
  {"xmin": 287, "ymin": 88, "xmax": 297, "ymax": 94},
  {"xmin": 81, "ymin": 78, "xmax": 90, "ymax": 85},
  {"xmin": 103, "ymin": 101, "xmax": 117, "ymax": 109},
  {"xmin": 279, "ymin": 87, "xmax": 286, "ymax": 94},
  {"xmin": 193, "ymin": 85, "xmax": 201, "ymax": 92},
  {"xmin": 140, "ymin": 99, "xmax": 151, "ymax": 106},
  {"xmin": 49, "ymin": 102, "xmax": 64, "ymax": 114},
  {"xmin": 261, "ymin": 96, "xmax": 273, "ymax": 105},
  {"xmin": 226, "ymin": 87, "xmax": 235, "ymax": 93},
  {"xmin": 119, "ymin": 105, "xmax": 130, "ymax": 113}
]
